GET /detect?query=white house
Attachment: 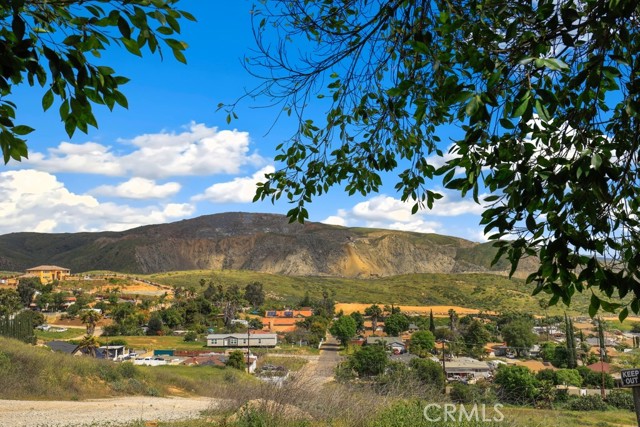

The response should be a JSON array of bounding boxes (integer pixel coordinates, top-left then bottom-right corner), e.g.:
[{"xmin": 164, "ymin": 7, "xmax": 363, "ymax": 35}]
[
  {"xmin": 366, "ymin": 336, "xmax": 406, "ymax": 354},
  {"xmin": 206, "ymin": 333, "xmax": 278, "ymax": 348},
  {"xmin": 445, "ymin": 357, "xmax": 492, "ymax": 380}
]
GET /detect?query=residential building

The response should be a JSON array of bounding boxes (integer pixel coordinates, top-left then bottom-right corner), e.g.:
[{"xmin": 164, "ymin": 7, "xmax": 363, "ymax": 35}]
[
  {"xmin": 444, "ymin": 357, "xmax": 491, "ymax": 380},
  {"xmin": 24, "ymin": 265, "xmax": 70, "ymax": 284},
  {"xmin": 206, "ymin": 333, "xmax": 278, "ymax": 348},
  {"xmin": 366, "ymin": 336, "xmax": 406, "ymax": 353}
]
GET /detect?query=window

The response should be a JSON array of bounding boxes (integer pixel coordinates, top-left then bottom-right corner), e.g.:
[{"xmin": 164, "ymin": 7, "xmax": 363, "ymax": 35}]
[
  {"xmin": 229, "ymin": 338, "xmax": 238, "ymax": 346},
  {"xmin": 211, "ymin": 339, "xmax": 218, "ymax": 345}
]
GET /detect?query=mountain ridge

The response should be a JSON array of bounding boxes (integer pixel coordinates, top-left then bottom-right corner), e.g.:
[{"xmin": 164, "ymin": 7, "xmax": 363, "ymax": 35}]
[{"xmin": 0, "ymin": 212, "xmax": 537, "ymax": 277}]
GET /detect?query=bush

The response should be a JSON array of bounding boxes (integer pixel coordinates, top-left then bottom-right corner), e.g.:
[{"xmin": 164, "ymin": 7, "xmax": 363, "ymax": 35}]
[
  {"xmin": 494, "ymin": 365, "xmax": 539, "ymax": 405},
  {"xmin": 183, "ymin": 331, "xmax": 198, "ymax": 342},
  {"xmin": 226, "ymin": 350, "xmax": 246, "ymax": 370},
  {"xmin": 566, "ymin": 395, "xmax": 609, "ymax": 411},
  {"xmin": 450, "ymin": 381, "xmax": 497, "ymax": 404},
  {"xmin": 117, "ymin": 362, "xmax": 138, "ymax": 379},
  {"xmin": 409, "ymin": 358, "xmax": 444, "ymax": 389},
  {"xmin": 607, "ymin": 390, "xmax": 634, "ymax": 411}
]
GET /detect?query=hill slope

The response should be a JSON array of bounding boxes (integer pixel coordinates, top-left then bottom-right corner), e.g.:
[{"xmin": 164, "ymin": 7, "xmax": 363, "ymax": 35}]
[{"xmin": 0, "ymin": 212, "xmax": 537, "ymax": 277}]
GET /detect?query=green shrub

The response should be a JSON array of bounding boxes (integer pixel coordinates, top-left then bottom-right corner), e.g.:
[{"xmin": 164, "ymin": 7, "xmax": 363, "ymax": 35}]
[
  {"xmin": 607, "ymin": 390, "xmax": 634, "ymax": 411},
  {"xmin": 184, "ymin": 331, "xmax": 198, "ymax": 342},
  {"xmin": 566, "ymin": 395, "xmax": 609, "ymax": 411},
  {"xmin": 117, "ymin": 362, "xmax": 138, "ymax": 379},
  {"xmin": 450, "ymin": 382, "xmax": 497, "ymax": 404}
]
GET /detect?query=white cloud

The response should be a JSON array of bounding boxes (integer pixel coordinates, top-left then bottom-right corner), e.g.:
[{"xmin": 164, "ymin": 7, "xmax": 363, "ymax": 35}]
[
  {"xmin": 25, "ymin": 123, "xmax": 266, "ymax": 179},
  {"xmin": 0, "ymin": 170, "xmax": 194, "ymax": 234},
  {"xmin": 321, "ymin": 215, "xmax": 348, "ymax": 227},
  {"xmin": 192, "ymin": 166, "xmax": 275, "ymax": 203},
  {"xmin": 320, "ymin": 192, "xmax": 486, "ymax": 239},
  {"xmin": 91, "ymin": 177, "xmax": 181, "ymax": 199}
]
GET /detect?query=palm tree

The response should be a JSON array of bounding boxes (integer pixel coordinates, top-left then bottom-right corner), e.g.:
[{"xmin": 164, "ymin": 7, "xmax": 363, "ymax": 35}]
[
  {"xmin": 79, "ymin": 309, "xmax": 103, "ymax": 335},
  {"xmin": 365, "ymin": 304, "xmax": 383, "ymax": 335},
  {"xmin": 77, "ymin": 334, "xmax": 100, "ymax": 357}
]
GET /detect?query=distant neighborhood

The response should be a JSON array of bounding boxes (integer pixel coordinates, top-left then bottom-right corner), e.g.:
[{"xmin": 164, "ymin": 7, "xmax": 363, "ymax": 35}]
[{"xmin": 0, "ymin": 264, "xmax": 639, "ymax": 413}]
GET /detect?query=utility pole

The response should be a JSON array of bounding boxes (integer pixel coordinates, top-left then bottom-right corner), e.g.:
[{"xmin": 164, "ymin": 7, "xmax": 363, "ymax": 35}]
[
  {"xmin": 439, "ymin": 339, "xmax": 448, "ymax": 394},
  {"xmin": 246, "ymin": 327, "xmax": 251, "ymax": 374}
]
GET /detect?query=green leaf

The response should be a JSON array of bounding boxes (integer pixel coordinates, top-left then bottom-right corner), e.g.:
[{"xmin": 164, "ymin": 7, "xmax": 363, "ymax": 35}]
[
  {"xmin": 172, "ymin": 48, "xmax": 187, "ymax": 64},
  {"xmin": 121, "ymin": 38, "xmax": 142, "ymax": 56},
  {"xmin": 465, "ymin": 96, "xmax": 482, "ymax": 117},
  {"xmin": 12, "ymin": 125, "xmax": 34, "ymax": 136},
  {"xmin": 117, "ymin": 16, "xmax": 131, "ymax": 39},
  {"xmin": 591, "ymin": 153, "xmax": 602, "ymax": 169},
  {"xmin": 542, "ymin": 58, "xmax": 569, "ymax": 71},
  {"xmin": 512, "ymin": 94, "xmax": 530, "ymax": 118},
  {"xmin": 589, "ymin": 294, "xmax": 600, "ymax": 318},
  {"xmin": 619, "ymin": 307, "xmax": 629, "ymax": 323},
  {"xmin": 42, "ymin": 90, "xmax": 54, "ymax": 111}
]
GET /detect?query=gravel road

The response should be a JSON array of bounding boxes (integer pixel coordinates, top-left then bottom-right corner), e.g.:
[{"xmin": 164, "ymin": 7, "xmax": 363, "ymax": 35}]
[{"xmin": 0, "ymin": 396, "xmax": 220, "ymax": 427}]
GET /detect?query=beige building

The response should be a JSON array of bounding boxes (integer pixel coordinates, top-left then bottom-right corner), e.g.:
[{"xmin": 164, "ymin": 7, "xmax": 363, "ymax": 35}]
[{"xmin": 24, "ymin": 265, "xmax": 70, "ymax": 284}]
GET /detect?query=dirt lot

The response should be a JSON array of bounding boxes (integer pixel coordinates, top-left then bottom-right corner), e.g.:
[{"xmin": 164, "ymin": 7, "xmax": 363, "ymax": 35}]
[
  {"xmin": 335, "ymin": 303, "xmax": 494, "ymax": 317},
  {"xmin": 0, "ymin": 396, "xmax": 221, "ymax": 426}
]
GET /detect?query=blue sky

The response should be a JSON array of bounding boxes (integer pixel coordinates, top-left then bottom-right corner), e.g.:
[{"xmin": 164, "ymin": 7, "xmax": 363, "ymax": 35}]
[{"xmin": 0, "ymin": 2, "xmax": 486, "ymax": 241}]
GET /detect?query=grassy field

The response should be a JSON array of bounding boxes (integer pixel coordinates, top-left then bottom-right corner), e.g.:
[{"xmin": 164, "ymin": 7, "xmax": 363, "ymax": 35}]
[
  {"xmin": 143, "ymin": 269, "xmax": 602, "ymax": 316},
  {"xmin": 36, "ymin": 327, "xmax": 85, "ymax": 341},
  {"xmin": 104, "ymin": 335, "xmax": 209, "ymax": 352}
]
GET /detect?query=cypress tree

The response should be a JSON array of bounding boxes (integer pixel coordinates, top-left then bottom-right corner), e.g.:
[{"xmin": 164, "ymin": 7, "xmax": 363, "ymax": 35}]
[
  {"xmin": 429, "ymin": 309, "xmax": 435, "ymax": 334},
  {"xmin": 598, "ymin": 317, "xmax": 608, "ymax": 363}
]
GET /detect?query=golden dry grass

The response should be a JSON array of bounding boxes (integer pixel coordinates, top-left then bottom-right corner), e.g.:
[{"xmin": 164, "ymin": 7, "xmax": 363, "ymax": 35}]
[{"xmin": 335, "ymin": 303, "xmax": 494, "ymax": 317}]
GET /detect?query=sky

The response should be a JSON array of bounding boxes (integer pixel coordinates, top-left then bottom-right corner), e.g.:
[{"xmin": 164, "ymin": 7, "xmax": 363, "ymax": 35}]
[{"xmin": 0, "ymin": 2, "xmax": 487, "ymax": 242}]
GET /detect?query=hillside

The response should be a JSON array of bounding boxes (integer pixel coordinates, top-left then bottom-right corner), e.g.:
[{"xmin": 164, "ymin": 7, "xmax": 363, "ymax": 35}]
[{"xmin": 0, "ymin": 212, "xmax": 537, "ymax": 278}]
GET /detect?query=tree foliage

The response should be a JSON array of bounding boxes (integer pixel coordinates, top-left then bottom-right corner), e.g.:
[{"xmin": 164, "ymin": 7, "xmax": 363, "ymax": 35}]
[
  {"xmin": 348, "ymin": 344, "xmax": 388, "ymax": 377},
  {"xmin": 0, "ymin": 0, "xmax": 193, "ymax": 163},
  {"xmin": 409, "ymin": 330, "xmax": 435, "ymax": 356},
  {"xmin": 329, "ymin": 315, "xmax": 357, "ymax": 346},
  {"xmin": 244, "ymin": 282, "xmax": 265, "ymax": 309},
  {"xmin": 238, "ymin": 0, "xmax": 640, "ymax": 316},
  {"xmin": 501, "ymin": 318, "xmax": 537, "ymax": 357},
  {"xmin": 383, "ymin": 312, "xmax": 410, "ymax": 336}
]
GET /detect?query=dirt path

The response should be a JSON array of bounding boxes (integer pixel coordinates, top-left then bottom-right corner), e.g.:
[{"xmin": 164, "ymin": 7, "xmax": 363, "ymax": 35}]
[{"xmin": 0, "ymin": 396, "xmax": 221, "ymax": 426}]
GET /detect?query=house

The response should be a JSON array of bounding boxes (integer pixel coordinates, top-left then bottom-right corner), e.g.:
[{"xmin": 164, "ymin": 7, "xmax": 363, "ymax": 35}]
[
  {"xmin": 182, "ymin": 354, "xmax": 228, "ymax": 367},
  {"xmin": 586, "ymin": 361, "xmax": 613, "ymax": 374},
  {"xmin": 262, "ymin": 317, "xmax": 299, "ymax": 333},
  {"xmin": 96, "ymin": 345, "xmax": 129, "ymax": 360},
  {"xmin": 24, "ymin": 265, "xmax": 70, "ymax": 284},
  {"xmin": 265, "ymin": 308, "xmax": 313, "ymax": 318},
  {"xmin": 206, "ymin": 333, "xmax": 278, "ymax": 348},
  {"xmin": 46, "ymin": 340, "xmax": 82, "ymax": 356},
  {"xmin": 366, "ymin": 336, "xmax": 406, "ymax": 353},
  {"xmin": 484, "ymin": 342, "xmax": 509, "ymax": 357},
  {"xmin": 444, "ymin": 357, "xmax": 492, "ymax": 380}
]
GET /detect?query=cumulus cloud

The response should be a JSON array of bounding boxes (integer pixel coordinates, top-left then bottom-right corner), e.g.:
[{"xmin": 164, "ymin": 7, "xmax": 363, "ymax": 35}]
[
  {"xmin": 192, "ymin": 166, "xmax": 275, "ymax": 203},
  {"xmin": 91, "ymin": 178, "xmax": 181, "ymax": 199},
  {"xmin": 25, "ymin": 123, "xmax": 266, "ymax": 179},
  {"xmin": 320, "ymin": 192, "xmax": 486, "ymax": 238},
  {"xmin": 0, "ymin": 170, "xmax": 194, "ymax": 234}
]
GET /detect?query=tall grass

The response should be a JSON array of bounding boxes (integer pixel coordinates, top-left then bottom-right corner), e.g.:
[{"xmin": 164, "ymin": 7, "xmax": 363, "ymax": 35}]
[{"xmin": 0, "ymin": 337, "xmax": 227, "ymax": 400}]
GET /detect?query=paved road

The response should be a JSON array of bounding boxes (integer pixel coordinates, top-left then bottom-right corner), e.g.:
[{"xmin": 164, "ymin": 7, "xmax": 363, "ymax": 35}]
[{"xmin": 295, "ymin": 335, "xmax": 343, "ymax": 388}]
